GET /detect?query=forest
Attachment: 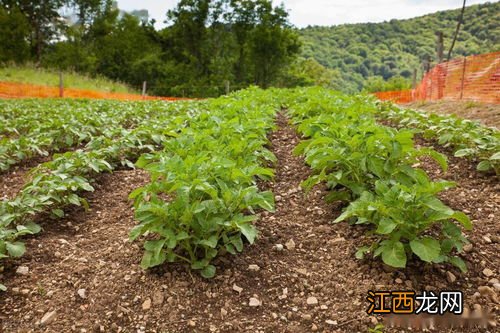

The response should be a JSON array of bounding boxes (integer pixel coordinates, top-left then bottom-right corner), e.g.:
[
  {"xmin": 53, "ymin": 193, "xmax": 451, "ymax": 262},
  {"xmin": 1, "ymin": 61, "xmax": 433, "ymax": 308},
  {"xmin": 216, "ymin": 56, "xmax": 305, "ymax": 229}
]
[
  {"xmin": 300, "ymin": 1, "xmax": 500, "ymax": 92},
  {"xmin": 0, "ymin": 0, "xmax": 498, "ymax": 96}
]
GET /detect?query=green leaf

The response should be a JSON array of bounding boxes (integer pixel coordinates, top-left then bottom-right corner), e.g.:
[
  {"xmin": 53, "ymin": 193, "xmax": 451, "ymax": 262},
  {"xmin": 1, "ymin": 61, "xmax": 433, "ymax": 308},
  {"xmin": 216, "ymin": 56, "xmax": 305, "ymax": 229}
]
[
  {"xmin": 200, "ymin": 265, "xmax": 216, "ymax": 278},
  {"xmin": 0, "ymin": 284, "xmax": 6, "ymax": 291},
  {"xmin": 375, "ymin": 218, "xmax": 397, "ymax": 235},
  {"xmin": 51, "ymin": 209, "xmax": 64, "ymax": 218},
  {"xmin": 381, "ymin": 241, "xmax": 406, "ymax": 268},
  {"xmin": 454, "ymin": 148, "xmax": 474, "ymax": 157},
  {"xmin": 477, "ymin": 160, "xmax": 492, "ymax": 172},
  {"xmin": 490, "ymin": 152, "xmax": 500, "ymax": 160},
  {"xmin": 355, "ymin": 246, "xmax": 370, "ymax": 259},
  {"xmin": 238, "ymin": 223, "xmax": 257, "ymax": 244},
  {"xmin": 6, "ymin": 241, "xmax": 26, "ymax": 258},
  {"xmin": 409, "ymin": 237, "xmax": 441, "ymax": 262},
  {"xmin": 451, "ymin": 212, "xmax": 472, "ymax": 230},
  {"xmin": 449, "ymin": 256, "xmax": 467, "ymax": 273}
]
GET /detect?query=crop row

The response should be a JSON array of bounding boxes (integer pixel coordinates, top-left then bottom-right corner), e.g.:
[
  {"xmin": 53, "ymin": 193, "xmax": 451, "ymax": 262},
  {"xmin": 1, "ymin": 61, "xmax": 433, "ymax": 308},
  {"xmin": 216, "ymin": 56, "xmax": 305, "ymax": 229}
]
[
  {"xmin": 377, "ymin": 102, "xmax": 500, "ymax": 174},
  {"xmin": 129, "ymin": 88, "xmax": 277, "ymax": 278},
  {"xmin": 281, "ymin": 87, "xmax": 471, "ymax": 271},
  {"xmin": 0, "ymin": 100, "xmax": 197, "ymax": 290},
  {"xmin": 0, "ymin": 99, "xmax": 165, "ymax": 172}
]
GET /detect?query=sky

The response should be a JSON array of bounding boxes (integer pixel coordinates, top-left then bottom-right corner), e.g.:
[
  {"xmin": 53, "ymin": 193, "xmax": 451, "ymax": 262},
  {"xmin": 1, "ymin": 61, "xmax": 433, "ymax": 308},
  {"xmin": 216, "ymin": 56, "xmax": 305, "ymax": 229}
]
[{"xmin": 117, "ymin": 0, "xmax": 494, "ymax": 28}]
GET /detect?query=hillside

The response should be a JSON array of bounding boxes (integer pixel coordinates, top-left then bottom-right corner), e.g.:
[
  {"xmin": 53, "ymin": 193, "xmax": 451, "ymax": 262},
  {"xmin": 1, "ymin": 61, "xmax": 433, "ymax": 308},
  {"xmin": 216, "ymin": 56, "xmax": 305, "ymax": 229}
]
[
  {"xmin": 0, "ymin": 66, "xmax": 137, "ymax": 94},
  {"xmin": 299, "ymin": 1, "xmax": 500, "ymax": 92}
]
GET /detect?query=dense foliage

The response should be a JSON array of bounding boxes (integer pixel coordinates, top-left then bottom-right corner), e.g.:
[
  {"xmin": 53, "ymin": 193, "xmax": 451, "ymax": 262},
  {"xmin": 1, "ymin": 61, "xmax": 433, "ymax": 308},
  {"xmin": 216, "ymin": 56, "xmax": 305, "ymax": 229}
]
[
  {"xmin": 300, "ymin": 2, "xmax": 500, "ymax": 92},
  {"xmin": 0, "ymin": 0, "xmax": 300, "ymax": 97}
]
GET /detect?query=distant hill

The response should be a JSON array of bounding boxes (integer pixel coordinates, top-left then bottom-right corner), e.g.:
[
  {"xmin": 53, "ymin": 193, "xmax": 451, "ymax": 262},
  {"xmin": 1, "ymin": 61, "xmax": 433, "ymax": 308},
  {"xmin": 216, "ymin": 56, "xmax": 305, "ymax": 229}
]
[{"xmin": 299, "ymin": 2, "xmax": 500, "ymax": 92}]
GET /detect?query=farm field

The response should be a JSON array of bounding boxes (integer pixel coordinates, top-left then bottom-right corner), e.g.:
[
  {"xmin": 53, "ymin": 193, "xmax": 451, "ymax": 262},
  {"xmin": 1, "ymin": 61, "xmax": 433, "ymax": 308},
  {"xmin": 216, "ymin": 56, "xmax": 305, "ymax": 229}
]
[{"xmin": 0, "ymin": 89, "xmax": 498, "ymax": 332}]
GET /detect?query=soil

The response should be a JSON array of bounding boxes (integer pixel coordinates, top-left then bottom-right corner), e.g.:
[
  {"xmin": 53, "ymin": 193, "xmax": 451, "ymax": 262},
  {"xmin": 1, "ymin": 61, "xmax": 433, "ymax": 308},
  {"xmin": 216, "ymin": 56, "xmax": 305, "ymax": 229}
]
[
  {"xmin": 404, "ymin": 100, "xmax": 500, "ymax": 128},
  {"xmin": 0, "ymin": 113, "xmax": 498, "ymax": 332},
  {"xmin": 0, "ymin": 156, "xmax": 52, "ymax": 200}
]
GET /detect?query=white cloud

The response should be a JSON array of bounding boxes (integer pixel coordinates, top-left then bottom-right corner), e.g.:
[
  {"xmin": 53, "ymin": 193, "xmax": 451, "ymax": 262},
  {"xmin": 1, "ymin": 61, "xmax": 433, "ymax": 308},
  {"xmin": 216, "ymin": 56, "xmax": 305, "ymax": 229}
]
[{"xmin": 117, "ymin": 0, "xmax": 494, "ymax": 28}]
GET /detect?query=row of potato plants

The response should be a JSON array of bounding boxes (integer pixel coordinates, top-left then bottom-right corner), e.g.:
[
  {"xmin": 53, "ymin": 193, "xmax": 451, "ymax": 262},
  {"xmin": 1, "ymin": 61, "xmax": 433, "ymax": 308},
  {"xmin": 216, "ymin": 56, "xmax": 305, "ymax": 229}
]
[
  {"xmin": 0, "ymin": 99, "xmax": 163, "ymax": 172},
  {"xmin": 0, "ymin": 100, "xmax": 197, "ymax": 290},
  {"xmin": 378, "ymin": 102, "xmax": 500, "ymax": 174},
  {"xmin": 129, "ymin": 88, "xmax": 277, "ymax": 278},
  {"xmin": 282, "ymin": 87, "xmax": 472, "ymax": 271}
]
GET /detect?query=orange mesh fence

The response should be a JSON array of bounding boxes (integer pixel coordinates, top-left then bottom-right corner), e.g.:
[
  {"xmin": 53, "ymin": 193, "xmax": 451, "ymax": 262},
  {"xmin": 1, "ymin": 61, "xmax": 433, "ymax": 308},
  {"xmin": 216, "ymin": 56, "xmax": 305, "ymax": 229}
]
[
  {"xmin": 0, "ymin": 82, "xmax": 188, "ymax": 102},
  {"xmin": 374, "ymin": 51, "xmax": 500, "ymax": 104}
]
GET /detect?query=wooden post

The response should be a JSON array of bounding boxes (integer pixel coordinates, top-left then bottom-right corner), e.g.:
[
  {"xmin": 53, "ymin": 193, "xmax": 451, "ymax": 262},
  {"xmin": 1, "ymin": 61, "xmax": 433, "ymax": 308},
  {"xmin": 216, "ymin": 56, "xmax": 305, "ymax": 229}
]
[
  {"xmin": 59, "ymin": 71, "xmax": 64, "ymax": 98},
  {"xmin": 435, "ymin": 31, "xmax": 444, "ymax": 63},
  {"xmin": 460, "ymin": 56, "xmax": 467, "ymax": 100},
  {"xmin": 225, "ymin": 80, "xmax": 230, "ymax": 95},
  {"xmin": 412, "ymin": 69, "xmax": 417, "ymax": 89},
  {"xmin": 142, "ymin": 81, "xmax": 147, "ymax": 97}
]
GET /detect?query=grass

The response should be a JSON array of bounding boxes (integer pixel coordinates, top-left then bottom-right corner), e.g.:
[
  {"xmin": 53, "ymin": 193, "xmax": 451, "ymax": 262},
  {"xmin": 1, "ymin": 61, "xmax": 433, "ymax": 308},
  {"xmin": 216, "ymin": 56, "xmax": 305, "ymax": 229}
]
[{"xmin": 0, "ymin": 66, "xmax": 138, "ymax": 94}]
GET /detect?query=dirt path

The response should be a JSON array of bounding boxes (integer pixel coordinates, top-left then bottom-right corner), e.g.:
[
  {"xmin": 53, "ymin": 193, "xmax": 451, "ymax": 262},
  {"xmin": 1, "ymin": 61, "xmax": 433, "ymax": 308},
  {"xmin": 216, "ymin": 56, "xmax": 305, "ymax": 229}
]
[{"xmin": 0, "ymin": 113, "xmax": 497, "ymax": 332}]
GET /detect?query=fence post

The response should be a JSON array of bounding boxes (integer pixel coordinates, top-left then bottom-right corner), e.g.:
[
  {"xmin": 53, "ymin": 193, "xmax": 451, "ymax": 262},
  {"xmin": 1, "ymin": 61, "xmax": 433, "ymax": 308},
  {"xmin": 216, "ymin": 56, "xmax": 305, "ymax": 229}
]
[
  {"xmin": 59, "ymin": 71, "xmax": 64, "ymax": 98},
  {"xmin": 436, "ymin": 31, "xmax": 444, "ymax": 63},
  {"xmin": 142, "ymin": 81, "xmax": 147, "ymax": 98},
  {"xmin": 460, "ymin": 57, "xmax": 467, "ymax": 100},
  {"xmin": 225, "ymin": 80, "xmax": 230, "ymax": 95}
]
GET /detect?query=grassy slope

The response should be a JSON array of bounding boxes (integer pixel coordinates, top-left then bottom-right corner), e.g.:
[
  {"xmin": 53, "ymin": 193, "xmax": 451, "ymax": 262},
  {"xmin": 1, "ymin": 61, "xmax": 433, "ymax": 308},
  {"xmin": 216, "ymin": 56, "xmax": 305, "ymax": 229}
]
[
  {"xmin": 299, "ymin": 2, "xmax": 500, "ymax": 92},
  {"xmin": 0, "ymin": 66, "xmax": 138, "ymax": 94}
]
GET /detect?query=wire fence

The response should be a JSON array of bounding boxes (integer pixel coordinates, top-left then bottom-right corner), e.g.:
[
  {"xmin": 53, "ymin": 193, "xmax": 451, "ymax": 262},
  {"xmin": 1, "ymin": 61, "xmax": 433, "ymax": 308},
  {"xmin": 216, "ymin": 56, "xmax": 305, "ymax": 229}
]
[{"xmin": 374, "ymin": 51, "xmax": 500, "ymax": 104}]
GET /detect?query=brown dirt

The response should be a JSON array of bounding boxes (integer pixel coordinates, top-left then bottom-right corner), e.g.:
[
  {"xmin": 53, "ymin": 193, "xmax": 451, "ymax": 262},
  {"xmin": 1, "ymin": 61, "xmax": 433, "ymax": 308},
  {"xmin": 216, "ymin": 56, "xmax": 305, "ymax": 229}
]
[
  {"xmin": 0, "ymin": 114, "xmax": 498, "ymax": 332},
  {"xmin": 404, "ymin": 100, "xmax": 500, "ymax": 128},
  {"xmin": 0, "ymin": 156, "xmax": 52, "ymax": 200}
]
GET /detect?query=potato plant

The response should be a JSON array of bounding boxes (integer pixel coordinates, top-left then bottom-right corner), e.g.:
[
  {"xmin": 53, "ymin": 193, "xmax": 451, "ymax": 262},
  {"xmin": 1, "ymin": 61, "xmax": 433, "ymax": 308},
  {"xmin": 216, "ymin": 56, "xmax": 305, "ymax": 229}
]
[
  {"xmin": 378, "ymin": 102, "xmax": 500, "ymax": 174},
  {"xmin": 129, "ymin": 89, "xmax": 277, "ymax": 278},
  {"xmin": 284, "ymin": 87, "xmax": 471, "ymax": 271}
]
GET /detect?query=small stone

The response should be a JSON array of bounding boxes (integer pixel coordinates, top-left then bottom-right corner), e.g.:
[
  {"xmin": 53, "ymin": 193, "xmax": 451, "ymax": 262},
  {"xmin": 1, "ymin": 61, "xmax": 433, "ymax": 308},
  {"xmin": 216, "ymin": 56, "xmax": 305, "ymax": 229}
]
[
  {"xmin": 478, "ymin": 286, "xmax": 499, "ymax": 303},
  {"xmin": 285, "ymin": 239, "xmax": 296, "ymax": 250},
  {"xmin": 275, "ymin": 195, "xmax": 282, "ymax": 202},
  {"xmin": 320, "ymin": 305, "xmax": 328, "ymax": 310},
  {"xmin": 302, "ymin": 314, "xmax": 312, "ymax": 321},
  {"xmin": 306, "ymin": 296, "xmax": 318, "ymax": 305},
  {"xmin": 274, "ymin": 244, "xmax": 284, "ymax": 252},
  {"xmin": 249, "ymin": 297, "xmax": 261, "ymax": 307},
  {"xmin": 483, "ymin": 268, "xmax": 494, "ymax": 277},
  {"xmin": 248, "ymin": 264, "xmax": 260, "ymax": 272},
  {"xmin": 483, "ymin": 236, "xmax": 492, "ymax": 244},
  {"xmin": 232, "ymin": 284, "xmax": 243, "ymax": 294},
  {"xmin": 152, "ymin": 291, "xmax": 164, "ymax": 305},
  {"xmin": 271, "ymin": 312, "xmax": 278, "ymax": 319},
  {"xmin": 463, "ymin": 244, "xmax": 473, "ymax": 252},
  {"xmin": 188, "ymin": 320, "xmax": 196, "ymax": 327},
  {"xmin": 77, "ymin": 289, "xmax": 86, "ymax": 299},
  {"xmin": 325, "ymin": 319, "xmax": 337, "ymax": 325},
  {"xmin": 311, "ymin": 324, "xmax": 318, "ymax": 331},
  {"xmin": 16, "ymin": 266, "xmax": 29, "ymax": 275},
  {"xmin": 220, "ymin": 308, "xmax": 227, "ymax": 317},
  {"xmin": 395, "ymin": 278, "xmax": 403, "ymax": 284},
  {"xmin": 446, "ymin": 271, "xmax": 457, "ymax": 283},
  {"xmin": 142, "ymin": 298, "xmax": 151, "ymax": 311},
  {"xmin": 40, "ymin": 310, "xmax": 57, "ymax": 326},
  {"xmin": 493, "ymin": 283, "xmax": 500, "ymax": 292}
]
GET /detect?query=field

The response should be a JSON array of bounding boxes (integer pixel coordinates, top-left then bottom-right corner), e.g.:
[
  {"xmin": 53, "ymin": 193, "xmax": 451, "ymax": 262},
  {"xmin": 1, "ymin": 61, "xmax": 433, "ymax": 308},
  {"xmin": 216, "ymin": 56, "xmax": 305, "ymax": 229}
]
[
  {"xmin": 0, "ymin": 89, "xmax": 498, "ymax": 332},
  {"xmin": 0, "ymin": 67, "xmax": 137, "ymax": 94}
]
